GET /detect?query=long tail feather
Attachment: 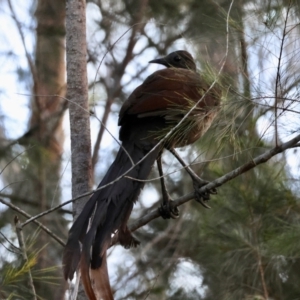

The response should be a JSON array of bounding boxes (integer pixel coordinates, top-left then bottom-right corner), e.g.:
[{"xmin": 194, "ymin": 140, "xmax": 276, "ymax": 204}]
[{"xmin": 63, "ymin": 139, "xmax": 160, "ymax": 299}]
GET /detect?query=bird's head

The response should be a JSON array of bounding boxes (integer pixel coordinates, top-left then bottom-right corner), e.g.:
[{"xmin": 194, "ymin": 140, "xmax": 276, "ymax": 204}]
[{"xmin": 149, "ymin": 50, "xmax": 196, "ymax": 71}]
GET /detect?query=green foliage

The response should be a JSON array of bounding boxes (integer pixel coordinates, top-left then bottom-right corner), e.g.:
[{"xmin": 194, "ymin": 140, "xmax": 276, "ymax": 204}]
[{"xmin": 0, "ymin": 230, "xmax": 61, "ymax": 300}]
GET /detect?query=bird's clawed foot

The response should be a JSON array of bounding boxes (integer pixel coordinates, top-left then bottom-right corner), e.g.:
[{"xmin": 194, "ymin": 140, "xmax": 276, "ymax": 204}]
[
  {"xmin": 119, "ymin": 226, "xmax": 140, "ymax": 249},
  {"xmin": 193, "ymin": 181, "xmax": 217, "ymax": 209},
  {"xmin": 159, "ymin": 199, "xmax": 179, "ymax": 219}
]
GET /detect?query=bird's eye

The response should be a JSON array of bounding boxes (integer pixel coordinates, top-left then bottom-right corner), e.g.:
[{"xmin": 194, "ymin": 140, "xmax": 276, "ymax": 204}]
[{"xmin": 174, "ymin": 55, "xmax": 181, "ymax": 62}]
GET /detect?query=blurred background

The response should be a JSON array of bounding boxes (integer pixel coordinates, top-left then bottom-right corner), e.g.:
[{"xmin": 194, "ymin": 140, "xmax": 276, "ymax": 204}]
[{"xmin": 0, "ymin": 0, "xmax": 300, "ymax": 299}]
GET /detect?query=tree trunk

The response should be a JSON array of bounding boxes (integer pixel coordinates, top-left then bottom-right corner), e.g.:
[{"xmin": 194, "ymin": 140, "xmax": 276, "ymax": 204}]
[
  {"xmin": 30, "ymin": 0, "xmax": 66, "ymax": 298},
  {"xmin": 66, "ymin": 0, "xmax": 92, "ymax": 298}
]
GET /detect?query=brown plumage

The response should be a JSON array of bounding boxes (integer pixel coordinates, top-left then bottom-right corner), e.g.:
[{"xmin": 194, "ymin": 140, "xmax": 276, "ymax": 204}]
[{"xmin": 63, "ymin": 50, "xmax": 220, "ymax": 299}]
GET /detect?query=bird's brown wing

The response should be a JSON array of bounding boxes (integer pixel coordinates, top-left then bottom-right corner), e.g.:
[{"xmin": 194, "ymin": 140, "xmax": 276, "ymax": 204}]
[{"xmin": 118, "ymin": 68, "xmax": 216, "ymax": 125}]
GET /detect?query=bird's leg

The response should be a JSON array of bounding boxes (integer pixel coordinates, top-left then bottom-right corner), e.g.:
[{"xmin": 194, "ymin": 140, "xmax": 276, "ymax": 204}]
[
  {"xmin": 157, "ymin": 153, "xmax": 179, "ymax": 219},
  {"xmin": 169, "ymin": 148, "xmax": 217, "ymax": 208}
]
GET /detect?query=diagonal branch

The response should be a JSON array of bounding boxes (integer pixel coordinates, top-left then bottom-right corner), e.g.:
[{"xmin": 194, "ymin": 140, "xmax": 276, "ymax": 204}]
[
  {"xmin": 0, "ymin": 197, "xmax": 65, "ymax": 246},
  {"xmin": 127, "ymin": 133, "xmax": 300, "ymax": 233}
]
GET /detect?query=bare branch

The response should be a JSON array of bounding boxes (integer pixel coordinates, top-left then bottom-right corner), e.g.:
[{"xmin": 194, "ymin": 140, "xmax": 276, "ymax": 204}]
[
  {"xmin": 0, "ymin": 198, "xmax": 65, "ymax": 246},
  {"xmin": 21, "ymin": 198, "xmax": 75, "ymax": 227},
  {"xmin": 0, "ymin": 146, "xmax": 35, "ymax": 176},
  {"xmin": 274, "ymin": 0, "xmax": 293, "ymax": 146},
  {"xmin": 7, "ymin": 0, "xmax": 37, "ymax": 84},
  {"xmin": 0, "ymin": 231, "xmax": 20, "ymax": 254},
  {"xmin": 127, "ymin": 133, "xmax": 300, "ymax": 234}
]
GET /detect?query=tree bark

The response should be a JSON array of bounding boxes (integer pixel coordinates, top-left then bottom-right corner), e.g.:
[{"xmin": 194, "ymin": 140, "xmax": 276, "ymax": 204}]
[
  {"xmin": 66, "ymin": 0, "xmax": 92, "ymax": 215},
  {"xmin": 66, "ymin": 1, "xmax": 92, "ymax": 298}
]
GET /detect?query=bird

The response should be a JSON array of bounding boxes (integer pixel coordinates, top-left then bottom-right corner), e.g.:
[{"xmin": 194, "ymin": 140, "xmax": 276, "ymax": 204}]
[{"xmin": 63, "ymin": 50, "xmax": 221, "ymax": 300}]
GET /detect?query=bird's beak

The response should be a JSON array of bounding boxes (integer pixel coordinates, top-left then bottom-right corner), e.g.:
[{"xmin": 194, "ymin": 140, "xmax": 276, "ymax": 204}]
[{"xmin": 148, "ymin": 57, "xmax": 168, "ymax": 67}]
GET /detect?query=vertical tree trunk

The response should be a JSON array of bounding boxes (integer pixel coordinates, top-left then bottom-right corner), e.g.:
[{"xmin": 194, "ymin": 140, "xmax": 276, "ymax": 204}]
[
  {"xmin": 30, "ymin": 0, "xmax": 67, "ymax": 298},
  {"xmin": 66, "ymin": 0, "xmax": 92, "ymax": 299},
  {"xmin": 33, "ymin": 0, "xmax": 66, "ymax": 156},
  {"xmin": 66, "ymin": 0, "xmax": 92, "ymax": 216}
]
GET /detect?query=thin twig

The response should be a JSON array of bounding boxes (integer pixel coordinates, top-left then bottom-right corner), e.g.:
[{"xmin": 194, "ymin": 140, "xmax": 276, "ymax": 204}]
[
  {"xmin": 22, "ymin": 198, "xmax": 75, "ymax": 227},
  {"xmin": 0, "ymin": 231, "xmax": 21, "ymax": 254},
  {"xmin": 274, "ymin": 0, "xmax": 292, "ymax": 146},
  {"xmin": 0, "ymin": 198, "xmax": 65, "ymax": 246},
  {"xmin": 14, "ymin": 216, "xmax": 37, "ymax": 300},
  {"xmin": 143, "ymin": 273, "xmax": 160, "ymax": 300},
  {"xmin": 7, "ymin": 0, "xmax": 37, "ymax": 83},
  {"xmin": 0, "ymin": 146, "xmax": 35, "ymax": 176}
]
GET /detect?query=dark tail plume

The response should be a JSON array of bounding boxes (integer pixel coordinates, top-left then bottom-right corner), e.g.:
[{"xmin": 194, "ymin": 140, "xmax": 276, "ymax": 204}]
[{"xmin": 63, "ymin": 138, "xmax": 160, "ymax": 298}]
